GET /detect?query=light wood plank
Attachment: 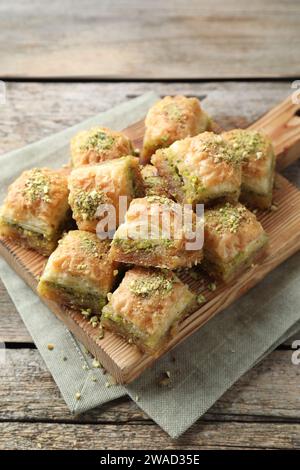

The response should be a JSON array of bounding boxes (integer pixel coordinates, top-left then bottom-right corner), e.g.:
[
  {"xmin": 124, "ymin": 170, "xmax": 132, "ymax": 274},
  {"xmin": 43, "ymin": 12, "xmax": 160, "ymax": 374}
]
[
  {"xmin": 0, "ymin": 349, "xmax": 299, "ymax": 424},
  {"xmin": 0, "ymin": 1, "xmax": 299, "ymax": 79}
]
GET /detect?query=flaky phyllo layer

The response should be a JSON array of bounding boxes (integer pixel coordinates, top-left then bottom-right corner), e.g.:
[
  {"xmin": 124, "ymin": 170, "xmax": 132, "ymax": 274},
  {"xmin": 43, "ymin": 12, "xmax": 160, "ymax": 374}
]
[
  {"xmin": 110, "ymin": 196, "xmax": 203, "ymax": 269},
  {"xmin": 0, "ymin": 168, "xmax": 71, "ymax": 255}
]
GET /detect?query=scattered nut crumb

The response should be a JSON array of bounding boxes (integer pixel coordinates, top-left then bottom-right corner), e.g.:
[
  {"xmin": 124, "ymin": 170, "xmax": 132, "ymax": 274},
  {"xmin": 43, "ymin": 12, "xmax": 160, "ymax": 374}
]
[
  {"xmin": 113, "ymin": 269, "xmax": 119, "ymax": 277},
  {"xmin": 197, "ymin": 294, "xmax": 206, "ymax": 305},
  {"xmin": 82, "ymin": 364, "xmax": 89, "ymax": 371},
  {"xmin": 271, "ymin": 204, "xmax": 278, "ymax": 212},
  {"xmin": 47, "ymin": 343, "xmax": 54, "ymax": 351},
  {"xmin": 75, "ymin": 392, "xmax": 81, "ymax": 400}
]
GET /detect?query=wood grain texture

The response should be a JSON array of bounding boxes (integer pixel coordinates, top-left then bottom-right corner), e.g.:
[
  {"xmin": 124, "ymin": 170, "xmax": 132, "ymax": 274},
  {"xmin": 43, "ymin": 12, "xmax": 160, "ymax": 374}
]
[
  {"xmin": 0, "ymin": 349, "xmax": 299, "ymax": 424},
  {"xmin": 1, "ymin": 1, "xmax": 300, "ymax": 79},
  {"xmin": 1, "ymin": 105, "xmax": 300, "ymax": 382}
]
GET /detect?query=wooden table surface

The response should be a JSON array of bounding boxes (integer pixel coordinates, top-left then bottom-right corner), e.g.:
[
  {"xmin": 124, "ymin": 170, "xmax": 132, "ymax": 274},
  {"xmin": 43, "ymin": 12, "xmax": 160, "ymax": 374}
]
[{"xmin": 1, "ymin": 1, "xmax": 300, "ymax": 450}]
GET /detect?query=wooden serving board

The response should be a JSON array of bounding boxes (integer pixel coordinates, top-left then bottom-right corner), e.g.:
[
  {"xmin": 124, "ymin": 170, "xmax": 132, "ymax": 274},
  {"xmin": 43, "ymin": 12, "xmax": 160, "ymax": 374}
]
[{"xmin": 1, "ymin": 94, "xmax": 300, "ymax": 384}]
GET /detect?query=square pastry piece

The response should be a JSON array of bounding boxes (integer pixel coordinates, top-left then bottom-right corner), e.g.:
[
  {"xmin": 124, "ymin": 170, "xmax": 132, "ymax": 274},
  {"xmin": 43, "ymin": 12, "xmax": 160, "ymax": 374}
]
[
  {"xmin": 68, "ymin": 156, "xmax": 144, "ymax": 232},
  {"xmin": 203, "ymin": 202, "xmax": 268, "ymax": 283},
  {"xmin": 223, "ymin": 129, "xmax": 275, "ymax": 209},
  {"xmin": 101, "ymin": 267, "xmax": 196, "ymax": 354},
  {"xmin": 110, "ymin": 196, "xmax": 203, "ymax": 270},
  {"xmin": 70, "ymin": 126, "xmax": 134, "ymax": 167},
  {"xmin": 152, "ymin": 132, "xmax": 241, "ymax": 207},
  {"xmin": 141, "ymin": 95, "xmax": 210, "ymax": 164},
  {"xmin": 0, "ymin": 168, "xmax": 71, "ymax": 256},
  {"xmin": 38, "ymin": 230, "xmax": 118, "ymax": 314}
]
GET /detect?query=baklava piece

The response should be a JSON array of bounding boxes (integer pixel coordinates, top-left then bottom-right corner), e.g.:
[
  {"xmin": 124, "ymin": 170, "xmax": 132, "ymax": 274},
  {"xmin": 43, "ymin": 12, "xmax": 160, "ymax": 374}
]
[
  {"xmin": 152, "ymin": 132, "xmax": 242, "ymax": 207},
  {"xmin": 110, "ymin": 196, "xmax": 203, "ymax": 270},
  {"xmin": 141, "ymin": 95, "xmax": 211, "ymax": 164},
  {"xmin": 70, "ymin": 126, "xmax": 134, "ymax": 167},
  {"xmin": 141, "ymin": 164, "xmax": 171, "ymax": 198},
  {"xmin": 68, "ymin": 156, "xmax": 144, "ymax": 232},
  {"xmin": 38, "ymin": 230, "xmax": 118, "ymax": 314},
  {"xmin": 203, "ymin": 202, "xmax": 268, "ymax": 283},
  {"xmin": 0, "ymin": 168, "xmax": 71, "ymax": 256},
  {"xmin": 101, "ymin": 267, "xmax": 196, "ymax": 354},
  {"xmin": 223, "ymin": 129, "xmax": 275, "ymax": 209}
]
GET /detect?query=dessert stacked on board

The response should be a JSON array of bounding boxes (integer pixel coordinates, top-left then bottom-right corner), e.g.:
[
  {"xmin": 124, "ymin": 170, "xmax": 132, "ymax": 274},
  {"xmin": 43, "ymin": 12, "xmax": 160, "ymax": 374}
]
[{"xmin": 0, "ymin": 96, "xmax": 274, "ymax": 355}]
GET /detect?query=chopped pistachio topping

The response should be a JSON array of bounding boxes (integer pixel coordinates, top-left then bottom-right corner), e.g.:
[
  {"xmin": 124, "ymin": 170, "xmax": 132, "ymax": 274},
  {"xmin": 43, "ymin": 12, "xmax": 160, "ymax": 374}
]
[
  {"xmin": 81, "ymin": 129, "xmax": 115, "ymax": 152},
  {"xmin": 129, "ymin": 272, "xmax": 173, "ymax": 297},
  {"xmin": 206, "ymin": 203, "xmax": 248, "ymax": 234},
  {"xmin": 146, "ymin": 195, "xmax": 174, "ymax": 206},
  {"xmin": 23, "ymin": 169, "xmax": 51, "ymax": 203},
  {"xmin": 72, "ymin": 189, "xmax": 106, "ymax": 220},
  {"xmin": 78, "ymin": 233, "xmax": 104, "ymax": 258},
  {"xmin": 226, "ymin": 130, "xmax": 267, "ymax": 161}
]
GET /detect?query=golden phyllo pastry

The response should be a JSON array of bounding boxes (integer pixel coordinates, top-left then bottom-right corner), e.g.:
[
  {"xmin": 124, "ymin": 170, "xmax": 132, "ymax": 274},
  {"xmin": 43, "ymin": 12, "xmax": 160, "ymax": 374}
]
[
  {"xmin": 68, "ymin": 156, "xmax": 144, "ymax": 232},
  {"xmin": 70, "ymin": 126, "xmax": 134, "ymax": 167},
  {"xmin": 110, "ymin": 196, "xmax": 203, "ymax": 270},
  {"xmin": 141, "ymin": 164, "xmax": 171, "ymax": 198},
  {"xmin": 222, "ymin": 129, "xmax": 275, "ymax": 209},
  {"xmin": 0, "ymin": 168, "xmax": 71, "ymax": 256},
  {"xmin": 152, "ymin": 132, "xmax": 242, "ymax": 207},
  {"xmin": 38, "ymin": 230, "xmax": 118, "ymax": 315},
  {"xmin": 203, "ymin": 202, "xmax": 268, "ymax": 283},
  {"xmin": 101, "ymin": 267, "xmax": 196, "ymax": 354},
  {"xmin": 141, "ymin": 95, "xmax": 210, "ymax": 164}
]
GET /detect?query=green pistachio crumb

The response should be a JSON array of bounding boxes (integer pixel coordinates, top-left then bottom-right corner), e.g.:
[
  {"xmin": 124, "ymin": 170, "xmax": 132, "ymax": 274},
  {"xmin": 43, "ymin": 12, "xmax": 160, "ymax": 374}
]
[
  {"xmin": 197, "ymin": 294, "xmax": 206, "ymax": 305},
  {"xmin": 208, "ymin": 282, "xmax": 217, "ymax": 292}
]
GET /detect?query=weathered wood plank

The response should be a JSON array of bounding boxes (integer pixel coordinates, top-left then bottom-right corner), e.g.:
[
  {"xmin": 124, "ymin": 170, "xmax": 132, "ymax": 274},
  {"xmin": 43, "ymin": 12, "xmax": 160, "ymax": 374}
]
[
  {"xmin": 0, "ymin": 349, "xmax": 299, "ymax": 424},
  {"xmin": 1, "ymin": 421, "xmax": 300, "ymax": 450},
  {"xmin": 1, "ymin": 1, "xmax": 299, "ymax": 79}
]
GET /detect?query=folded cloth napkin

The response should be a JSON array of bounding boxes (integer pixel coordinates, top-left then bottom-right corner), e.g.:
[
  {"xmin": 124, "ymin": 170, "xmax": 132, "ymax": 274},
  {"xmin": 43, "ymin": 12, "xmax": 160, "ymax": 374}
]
[{"xmin": 0, "ymin": 92, "xmax": 299, "ymax": 438}]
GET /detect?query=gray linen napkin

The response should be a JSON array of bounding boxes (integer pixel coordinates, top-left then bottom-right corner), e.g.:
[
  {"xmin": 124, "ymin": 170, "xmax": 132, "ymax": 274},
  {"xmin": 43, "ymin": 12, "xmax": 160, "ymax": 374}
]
[{"xmin": 0, "ymin": 92, "xmax": 299, "ymax": 438}]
